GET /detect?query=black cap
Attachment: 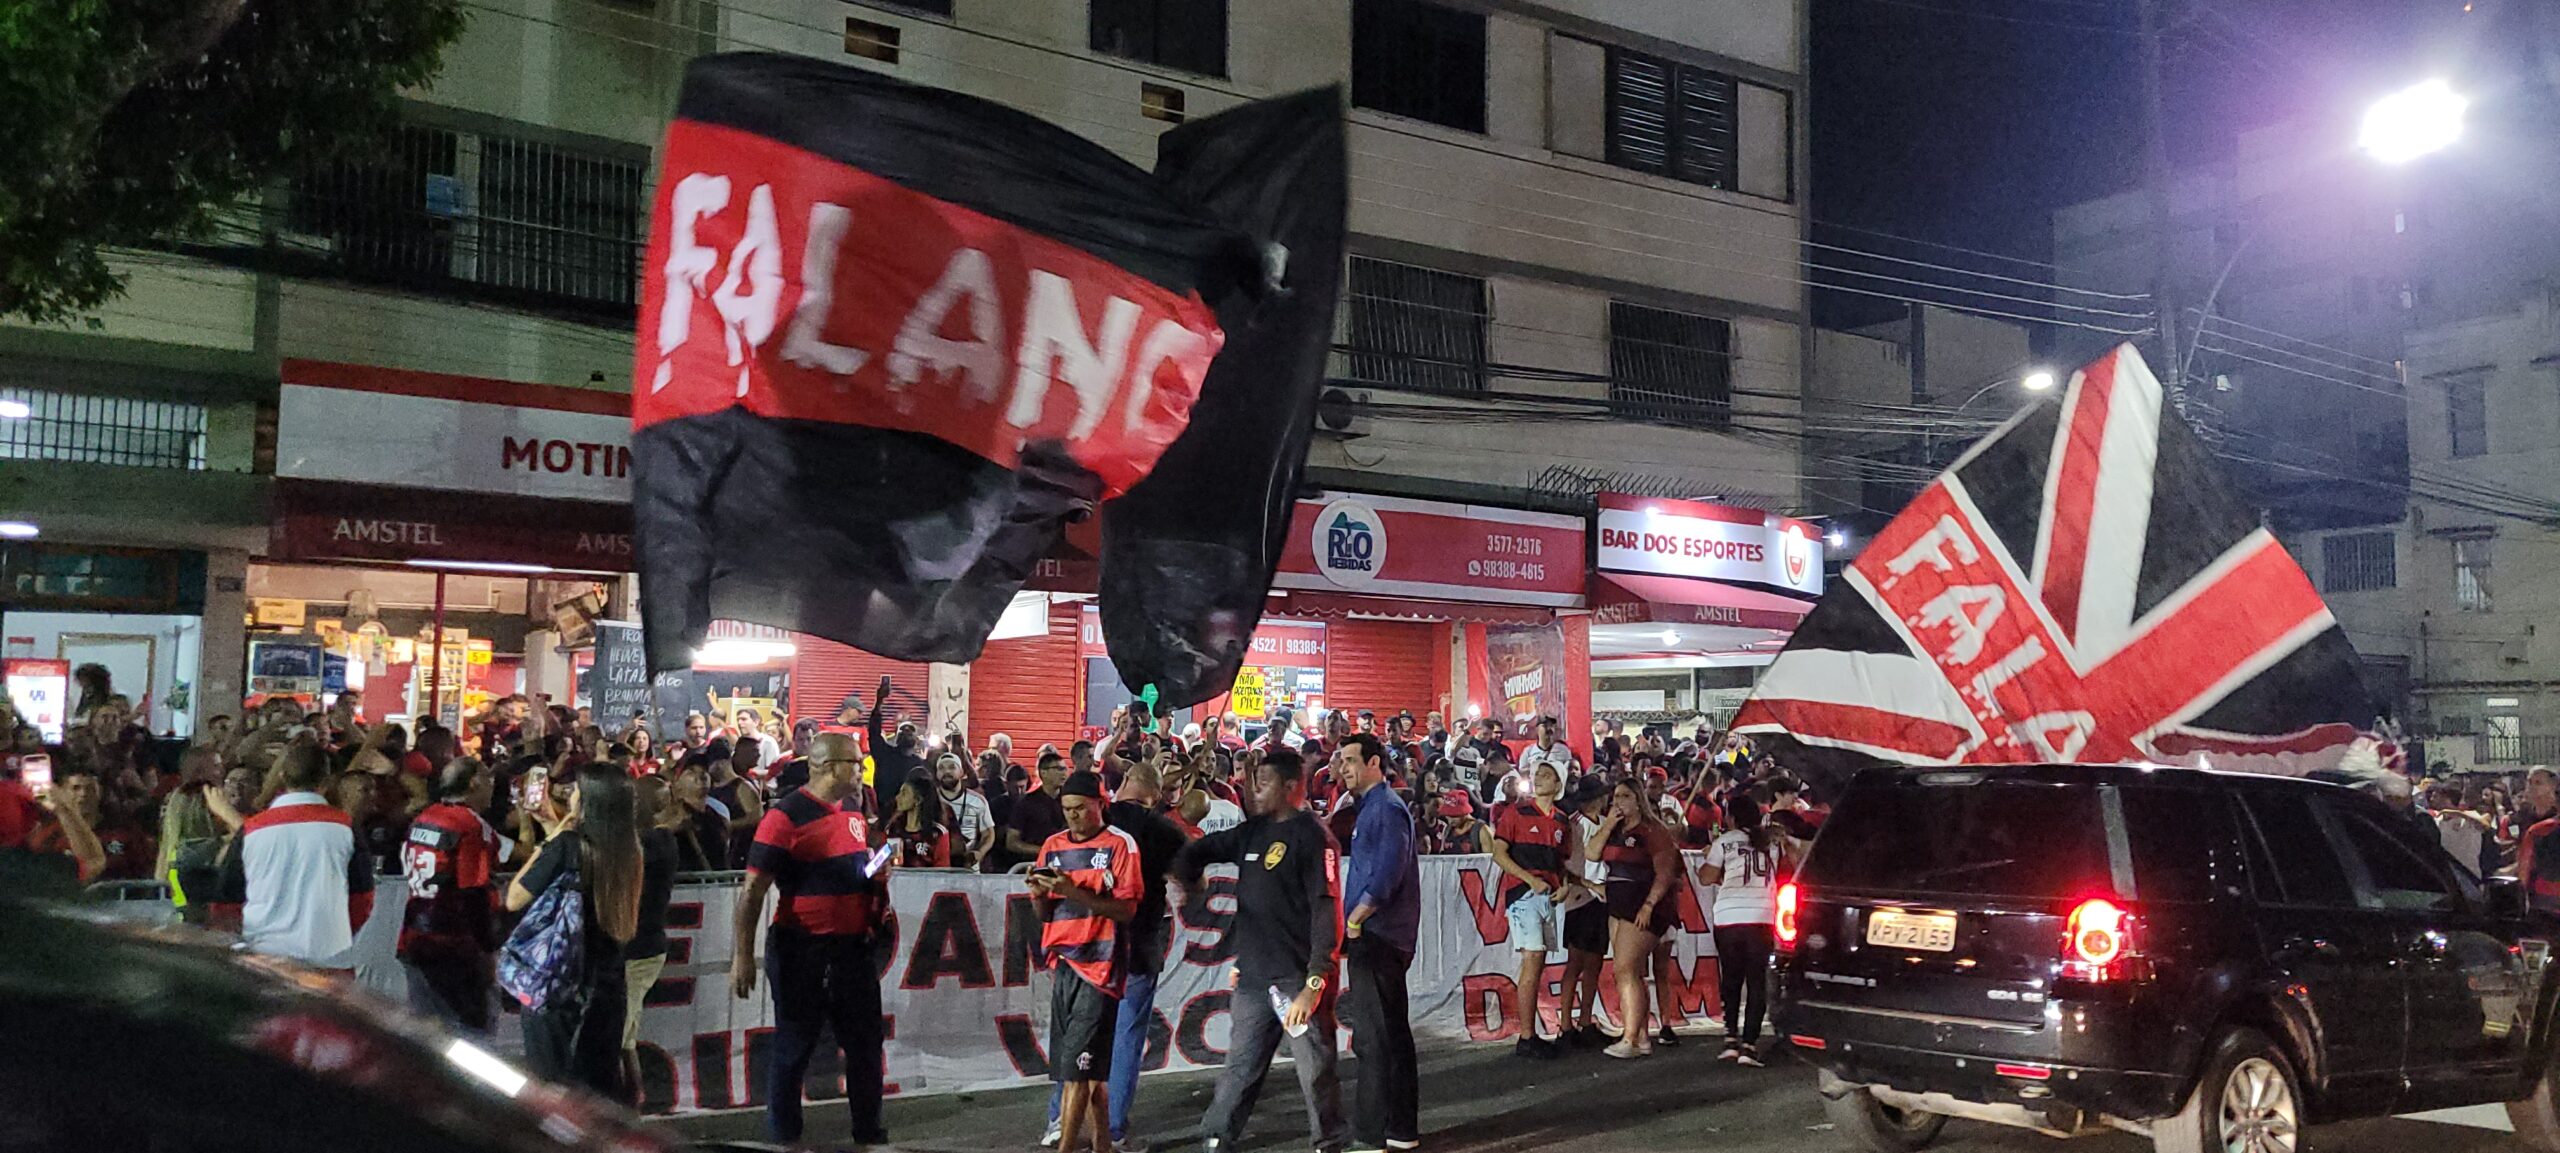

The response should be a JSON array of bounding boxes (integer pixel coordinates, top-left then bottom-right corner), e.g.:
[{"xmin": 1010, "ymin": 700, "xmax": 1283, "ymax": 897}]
[{"xmin": 1060, "ymin": 770, "xmax": 1105, "ymax": 799}]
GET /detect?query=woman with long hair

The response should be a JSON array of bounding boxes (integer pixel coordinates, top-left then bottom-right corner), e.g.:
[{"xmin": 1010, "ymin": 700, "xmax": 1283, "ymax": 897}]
[
  {"xmin": 506, "ymin": 762, "xmax": 645, "ymax": 1095},
  {"xmin": 620, "ymin": 773, "xmax": 681, "ymax": 1103},
  {"xmin": 624, "ymin": 725, "xmax": 659, "ymax": 776},
  {"xmin": 1698, "ymin": 792, "xmax": 1780, "ymax": 1065},
  {"xmin": 887, "ymin": 775, "xmax": 953, "ymax": 867},
  {"xmin": 1583, "ymin": 778, "xmax": 1681, "ymax": 1059}
]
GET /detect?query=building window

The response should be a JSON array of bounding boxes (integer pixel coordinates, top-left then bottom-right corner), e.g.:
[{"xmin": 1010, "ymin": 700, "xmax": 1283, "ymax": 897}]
[
  {"xmin": 0, "ymin": 545, "xmax": 194, "ymax": 613},
  {"xmin": 1608, "ymin": 301, "xmax": 1732, "ymax": 428},
  {"xmin": 1344, "ymin": 256, "xmax": 1487, "ymax": 396},
  {"xmin": 2447, "ymin": 374, "xmax": 2487, "ymax": 458},
  {"xmin": 1352, "ymin": 0, "xmax": 1486, "ymax": 133},
  {"xmin": 1604, "ymin": 47, "xmax": 1737, "ymax": 190},
  {"xmin": 2319, "ymin": 531, "xmax": 2396, "ymax": 593},
  {"xmin": 1090, "ymin": 0, "xmax": 1227, "ymax": 78},
  {"xmin": 0, "ymin": 389, "xmax": 206, "ymax": 470},
  {"xmin": 290, "ymin": 122, "xmax": 644, "ymax": 314},
  {"xmin": 2454, "ymin": 536, "xmax": 2493, "ymax": 612}
]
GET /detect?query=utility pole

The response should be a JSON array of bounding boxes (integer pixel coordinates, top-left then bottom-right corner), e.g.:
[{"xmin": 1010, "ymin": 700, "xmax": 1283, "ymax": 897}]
[{"xmin": 2138, "ymin": 0, "xmax": 2184, "ymax": 416}]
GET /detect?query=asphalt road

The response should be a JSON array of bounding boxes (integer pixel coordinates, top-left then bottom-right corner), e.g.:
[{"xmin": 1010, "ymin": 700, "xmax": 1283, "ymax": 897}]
[{"xmin": 660, "ymin": 1030, "xmax": 2529, "ymax": 1153}]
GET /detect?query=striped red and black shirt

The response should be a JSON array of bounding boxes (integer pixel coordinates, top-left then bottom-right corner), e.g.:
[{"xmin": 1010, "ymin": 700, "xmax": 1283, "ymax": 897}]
[
  {"xmin": 1037, "ymin": 825, "xmax": 1144, "ymax": 995},
  {"xmin": 746, "ymin": 787, "xmax": 882, "ymax": 936}
]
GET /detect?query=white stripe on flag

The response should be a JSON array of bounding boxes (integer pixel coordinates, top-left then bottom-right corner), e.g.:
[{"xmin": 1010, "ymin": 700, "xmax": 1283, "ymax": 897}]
[
  {"xmin": 2071, "ymin": 350, "xmax": 2165, "ymax": 665},
  {"xmin": 1745, "ymin": 648, "xmax": 1979, "ymax": 733}
]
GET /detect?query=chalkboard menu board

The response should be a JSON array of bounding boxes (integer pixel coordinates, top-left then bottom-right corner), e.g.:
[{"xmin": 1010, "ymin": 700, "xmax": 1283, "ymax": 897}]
[{"xmin": 590, "ymin": 622, "xmax": 654, "ymax": 735}]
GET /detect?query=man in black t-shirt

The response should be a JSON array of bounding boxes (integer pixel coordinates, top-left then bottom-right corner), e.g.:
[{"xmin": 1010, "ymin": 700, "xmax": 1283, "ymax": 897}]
[{"xmin": 1173, "ymin": 749, "xmax": 1345, "ymax": 1153}]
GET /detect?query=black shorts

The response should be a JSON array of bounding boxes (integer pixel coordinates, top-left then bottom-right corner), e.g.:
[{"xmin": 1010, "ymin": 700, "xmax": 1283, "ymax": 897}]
[
  {"xmin": 1606, "ymin": 879, "xmax": 1677, "ymax": 936},
  {"xmin": 1049, "ymin": 969, "xmax": 1119, "ymax": 1083},
  {"xmin": 1564, "ymin": 898, "xmax": 1610, "ymax": 954}
]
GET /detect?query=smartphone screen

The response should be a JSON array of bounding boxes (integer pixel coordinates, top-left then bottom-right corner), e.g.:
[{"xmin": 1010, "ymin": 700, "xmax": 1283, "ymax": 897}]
[
  {"xmin": 862, "ymin": 843, "xmax": 896, "ymax": 878},
  {"xmin": 20, "ymin": 754, "xmax": 52, "ymax": 798}
]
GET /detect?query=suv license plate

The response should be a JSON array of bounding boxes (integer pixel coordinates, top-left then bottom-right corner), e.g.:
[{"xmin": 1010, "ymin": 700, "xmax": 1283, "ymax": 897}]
[{"xmin": 1866, "ymin": 909, "xmax": 1958, "ymax": 952}]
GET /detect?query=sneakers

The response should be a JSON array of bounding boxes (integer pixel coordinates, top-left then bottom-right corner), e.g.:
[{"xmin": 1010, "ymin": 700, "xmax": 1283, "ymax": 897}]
[
  {"xmin": 1514, "ymin": 1036, "xmax": 1562, "ymax": 1060},
  {"xmin": 1655, "ymin": 1024, "xmax": 1682, "ymax": 1048},
  {"xmin": 1602, "ymin": 1040, "xmax": 1652, "ymax": 1059},
  {"xmin": 1717, "ymin": 1039, "xmax": 1742, "ymax": 1062},
  {"xmin": 1043, "ymin": 1122, "xmax": 1063, "ymax": 1148},
  {"xmin": 1387, "ymin": 1141, "xmax": 1422, "ymax": 1150},
  {"xmin": 1735, "ymin": 1045, "xmax": 1766, "ymax": 1068},
  {"xmin": 1576, "ymin": 1023, "xmax": 1615, "ymax": 1048}
]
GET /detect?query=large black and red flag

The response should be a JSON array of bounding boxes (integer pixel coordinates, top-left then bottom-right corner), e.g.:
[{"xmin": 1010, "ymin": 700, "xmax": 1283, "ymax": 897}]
[
  {"xmin": 1733, "ymin": 343, "xmax": 2379, "ymax": 773},
  {"xmin": 631, "ymin": 53, "xmax": 1344, "ymax": 703}
]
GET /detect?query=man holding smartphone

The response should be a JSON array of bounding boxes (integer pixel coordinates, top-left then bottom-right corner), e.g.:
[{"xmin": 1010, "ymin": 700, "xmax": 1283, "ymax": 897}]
[
  {"xmin": 731, "ymin": 732, "xmax": 894, "ymax": 1146},
  {"xmin": 1030, "ymin": 772, "xmax": 1142, "ymax": 1153}
]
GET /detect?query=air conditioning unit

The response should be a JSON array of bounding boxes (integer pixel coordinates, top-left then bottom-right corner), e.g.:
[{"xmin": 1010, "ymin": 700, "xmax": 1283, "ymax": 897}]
[{"xmin": 1315, "ymin": 387, "xmax": 1372, "ymax": 439}]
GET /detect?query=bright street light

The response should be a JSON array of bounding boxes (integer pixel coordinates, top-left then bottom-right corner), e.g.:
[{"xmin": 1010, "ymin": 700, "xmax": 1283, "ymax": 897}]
[
  {"xmin": 2022, "ymin": 369, "xmax": 2058, "ymax": 392},
  {"xmin": 2360, "ymin": 79, "xmax": 2467, "ymax": 164}
]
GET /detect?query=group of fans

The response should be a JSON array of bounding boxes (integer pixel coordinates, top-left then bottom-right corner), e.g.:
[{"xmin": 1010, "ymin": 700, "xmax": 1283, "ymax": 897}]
[{"xmin": 0, "ymin": 663, "xmax": 1826, "ymax": 1152}]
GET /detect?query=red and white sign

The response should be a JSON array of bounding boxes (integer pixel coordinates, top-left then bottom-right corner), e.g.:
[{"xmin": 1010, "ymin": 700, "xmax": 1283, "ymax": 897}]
[
  {"xmin": 4, "ymin": 659, "xmax": 70, "ymax": 744},
  {"xmin": 634, "ymin": 121, "xmax": 1222, "ymax": 498},
  {"xmin": 1594, "ymin": 493, "xmax": 1824, "ymax": 596},
  {"xmin": 1275, "ymin": 492, "xmax": 1584, "ymax": 608},
  {"xmin": 277, "ymin": 363, "xmax": 632, "ymax": 503},
  {"xmin": 270, "ymin": 481, "xmax": 635, "ymax": 572}
]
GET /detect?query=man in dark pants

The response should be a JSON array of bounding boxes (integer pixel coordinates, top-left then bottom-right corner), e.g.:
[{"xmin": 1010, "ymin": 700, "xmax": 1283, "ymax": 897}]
[
  {"xmin": 730, "ymin": 733, "xmax": 895, "ymax": 1145},
  {"xmin": 1172, "ymin": 749, "xmax": 1347, "ymax": 1153},
  {"xmin": 1333, "ymin": 733, "xmax": 1421, "ymax": 1153}
]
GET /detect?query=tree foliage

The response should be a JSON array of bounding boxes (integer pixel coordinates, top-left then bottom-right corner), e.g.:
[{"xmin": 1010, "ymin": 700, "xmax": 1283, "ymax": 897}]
[{"xmin": 0, "ymin": 0, "xmax": 464, "ymax": 324}]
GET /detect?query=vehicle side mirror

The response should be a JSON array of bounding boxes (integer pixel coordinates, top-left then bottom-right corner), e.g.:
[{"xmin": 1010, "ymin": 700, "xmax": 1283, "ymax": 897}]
[{"xmin": 2484, "ymin": 874, "xmax": 2526, "ymax": 920}]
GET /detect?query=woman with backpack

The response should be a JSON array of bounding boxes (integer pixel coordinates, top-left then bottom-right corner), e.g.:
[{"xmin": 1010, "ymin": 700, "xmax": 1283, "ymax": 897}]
[
  {"xmin": 1697, "ymin": 792, "xmax": 1780, "ymax": 1066},
  {"xmin": 504, "ymin": 762, "xmax": 645, "ymax": 1095}
]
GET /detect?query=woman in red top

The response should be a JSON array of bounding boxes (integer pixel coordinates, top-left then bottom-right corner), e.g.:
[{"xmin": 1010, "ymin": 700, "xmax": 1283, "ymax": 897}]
[
  {"xmin": 886, "ymin": 776, "xmax": 953, "ymax": 868},
  {"xmin": 1584, "ymin": 779, "xmax": 1682, "ymax": 1059},
  {"xmin": 623, "ymin": 726, "xmax": 662, "ymax": 778}
]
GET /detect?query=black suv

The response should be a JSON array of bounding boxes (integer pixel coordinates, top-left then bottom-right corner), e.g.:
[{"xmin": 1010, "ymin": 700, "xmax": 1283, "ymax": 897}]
[{"xmin": 1774, "ymin": 764, "xmax": 2560, "ymax": 1153}]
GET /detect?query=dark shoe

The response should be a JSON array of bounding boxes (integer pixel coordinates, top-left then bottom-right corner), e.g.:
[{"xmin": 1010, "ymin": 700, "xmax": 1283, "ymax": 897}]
[
  {"xmin": 1655, "ymin": 1024, "xmax": 1681, "ymax": 1047},
  {"xmin": 1514, "ymin": 1037, "xmax": 1561, "ymax": 1060},
  {"xmin": 1575, "ymin": 1023, "xmax": 1612, "ymax": 1048}
]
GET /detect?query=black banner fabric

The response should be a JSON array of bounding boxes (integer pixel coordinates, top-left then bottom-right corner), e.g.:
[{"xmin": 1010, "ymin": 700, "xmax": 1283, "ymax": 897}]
[{"xmin": 632, "ymin": 54, "xmax": 1345, "ymax": 707}]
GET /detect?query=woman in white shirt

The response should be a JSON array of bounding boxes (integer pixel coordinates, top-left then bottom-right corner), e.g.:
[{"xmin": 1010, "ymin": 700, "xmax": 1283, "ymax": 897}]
[{"xmin": 1696, "ymin": 793, "xmax": 1780, "ymax": 1066}]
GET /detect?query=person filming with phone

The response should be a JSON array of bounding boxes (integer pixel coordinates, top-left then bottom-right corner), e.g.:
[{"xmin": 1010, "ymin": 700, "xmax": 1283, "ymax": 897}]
[{"xmin": 1028, "ymin": 772, "xmax": 1143, "ymax": 1153}]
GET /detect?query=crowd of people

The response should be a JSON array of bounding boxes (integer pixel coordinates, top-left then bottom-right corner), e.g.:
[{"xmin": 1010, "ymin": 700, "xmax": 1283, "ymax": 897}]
[{"xmin": 0, "ymin": 659, "xmax": 1830, "ymax": 1151}]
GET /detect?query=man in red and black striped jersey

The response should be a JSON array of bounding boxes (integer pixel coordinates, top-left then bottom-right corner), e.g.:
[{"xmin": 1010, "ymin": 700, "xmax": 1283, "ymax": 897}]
[
  {"xmin": 1031, "ymin": 771, "xmax": 1142, "ymax": 1153},
  {"xmin": 398, "ymin": 758, "xmax": 512, "ymax": 1031},
  {"xmin": 730, "ymin": 732, "xmax": 895, "ymax": 1146},
  {"xmin": 1490, "ymin": 760, "xmax": 1576, "ymax": 1059}
]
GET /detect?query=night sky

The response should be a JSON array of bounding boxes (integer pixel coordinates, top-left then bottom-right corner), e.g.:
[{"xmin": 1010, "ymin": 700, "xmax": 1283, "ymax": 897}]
[{"xmin": 1807, "ymin": 0, "xmax": 2476, "ymax": 327}]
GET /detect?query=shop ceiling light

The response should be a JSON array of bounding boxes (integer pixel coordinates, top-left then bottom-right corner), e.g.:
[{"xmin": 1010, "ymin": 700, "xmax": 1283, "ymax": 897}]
[
  {"xmin": 1657, "ymin": 629, "xmax": 1680, "ymax": 646},
  {"xmin": 0, "ymin": 400, "xmax": 29, "ymax": 420},
  {"xmin": 0, "ymin": 522, "xmax": 38, "ymax": 539},
  {"xmin": 404, "ymin": 559, "xmax": 557, "ymax": 575},
  {"xmin": 693, "ymin": 638, "xmax": 799, "ymax": 667}
]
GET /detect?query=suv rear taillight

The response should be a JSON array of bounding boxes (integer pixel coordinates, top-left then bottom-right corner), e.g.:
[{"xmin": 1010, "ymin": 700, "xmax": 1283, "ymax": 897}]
[
  {"xmin": 1776, "ymin": 882, "xmax": 1801, "ymax": 954},
  {"xmin": 2061, "ymin": 897, "xmax": 2136, "ymax": 980}
]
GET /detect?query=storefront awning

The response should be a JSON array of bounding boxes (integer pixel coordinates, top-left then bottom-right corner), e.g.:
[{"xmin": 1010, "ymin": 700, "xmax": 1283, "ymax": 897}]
[
  {"xmin": 270, "ymin": 479, "xmax": 633, "ymax": 573},
  {"xmin": 1270, "ymin": 590, "xmax": 1552, "ymax": 626},
  {"xmin": 1589, "ymin": 573, "xmax": 1814, "ymax": 631}
]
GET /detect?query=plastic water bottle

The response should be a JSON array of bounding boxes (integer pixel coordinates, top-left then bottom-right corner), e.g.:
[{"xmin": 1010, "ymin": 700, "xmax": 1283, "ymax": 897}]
[{"xmin": 1269, "ymin": 983, "xmax": 1310, "ymax": 1040}]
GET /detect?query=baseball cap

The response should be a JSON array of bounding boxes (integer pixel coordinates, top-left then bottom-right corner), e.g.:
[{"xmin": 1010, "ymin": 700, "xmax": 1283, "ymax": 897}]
[{"xmin": 1437, "ymin": 789, "xmax": 1474, "ymax": 819}]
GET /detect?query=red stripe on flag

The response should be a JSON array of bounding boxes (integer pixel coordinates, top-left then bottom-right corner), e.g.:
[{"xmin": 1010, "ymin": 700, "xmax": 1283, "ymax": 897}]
[
  {"xmin": 2039, "ymin": 347, "xmax": 2120, "ymax": 643},
  {"xmin": 634, "ymin": 119, "xmax": 1227, "ymax": 498},
  {"xmin": 1731, "ymin": 698, "xmax": 1972, "ymax": 760},
  {"xmin": 2150, "ymin": 722, "xmax": 2364, "ymax": 757}
]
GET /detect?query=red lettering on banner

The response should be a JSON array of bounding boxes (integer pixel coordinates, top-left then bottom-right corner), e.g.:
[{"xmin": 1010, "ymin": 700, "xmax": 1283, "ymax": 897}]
[
  {"xmin": 1661, "ymin": 954, "xmax": 1723, "ymax": 1022},
  {"xmin": 1453, "ymin": 866, "xmax": 1508, "ymax": 946},
  {"xmin": 1866, "ymin": 483, "xmax": 2330, "ymax": 762},
  {"xmin": 636, "ymin": 121, "xmax": 1225, "ymax": 497},
  {"xmin": 1462, "ymin": 973, "xmax": 1514, "ymax": 1041}
]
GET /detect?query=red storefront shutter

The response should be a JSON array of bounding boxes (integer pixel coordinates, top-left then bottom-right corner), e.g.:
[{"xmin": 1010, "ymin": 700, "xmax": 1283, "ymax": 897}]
[
  {"xmin": 969, "ymin": 600, "xmax": 1082, "ymax": 754},
  {"xmin": 1321, "ymin": 617, "xmax": 1437, "ymax": 718},
  {"xmin": 789, "ymin": 635, "xmax": 928, "ymax": 730}
]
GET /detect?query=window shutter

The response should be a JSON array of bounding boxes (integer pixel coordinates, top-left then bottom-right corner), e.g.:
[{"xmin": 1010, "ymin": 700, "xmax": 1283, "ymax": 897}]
[
  {"xmin": 789, "ymin": 636, "xmax": 927, "ymax": 730},
  {"xmin": 1605, "ymin": 50, "xmax": 1674, "ymax": 175},
  {"xmin": 969, "ymin": 601, "xmax": 1083, "ymax": 754},
  {"xmin": 1321, "ymin": 618, "xmax": 1438, "ymax": 719},
  {"xmin": 1670, "ymin": 65, "xmax": 1737, "ymax": 189}
]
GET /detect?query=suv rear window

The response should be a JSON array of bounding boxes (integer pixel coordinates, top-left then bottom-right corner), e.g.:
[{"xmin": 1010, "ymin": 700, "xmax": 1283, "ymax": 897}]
[{"xmin": 1801, "ymin": 779, "xmax": 2112, "ymax": 899}]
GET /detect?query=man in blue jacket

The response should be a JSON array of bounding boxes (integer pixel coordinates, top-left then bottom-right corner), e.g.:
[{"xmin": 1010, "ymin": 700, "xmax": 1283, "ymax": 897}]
[{"xmin": 1332, "ymin": 733, "xmax": 1420, "ymax": 1153}]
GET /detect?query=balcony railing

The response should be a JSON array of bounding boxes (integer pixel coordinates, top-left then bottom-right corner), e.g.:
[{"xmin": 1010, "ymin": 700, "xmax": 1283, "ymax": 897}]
[{"xmin": 2474, "ymin": 733, "xmax": 2560, "ymax": 765}]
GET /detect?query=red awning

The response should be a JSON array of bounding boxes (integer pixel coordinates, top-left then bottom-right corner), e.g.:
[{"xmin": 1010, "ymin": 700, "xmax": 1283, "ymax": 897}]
[
  {"xmin": 1270, "ymin": 590, "xmax": 1552, "ymax": 626},
  {"xmin": 1590, "ymin": 573, "xmax": 1813, "ymax": 631},
  {"xmin": 270, "ymin": 479, "xmax": 634, "ymax": 572}
]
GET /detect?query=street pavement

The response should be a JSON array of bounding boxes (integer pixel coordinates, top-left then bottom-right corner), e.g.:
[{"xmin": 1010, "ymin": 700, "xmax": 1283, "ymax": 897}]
[{"xmin": 660, "ymin": 1030, "xmax": 2526, "ymax": 1153}]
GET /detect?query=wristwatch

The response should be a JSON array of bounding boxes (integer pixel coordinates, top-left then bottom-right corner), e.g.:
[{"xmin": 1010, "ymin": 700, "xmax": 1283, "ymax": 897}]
[{"xmin": 1304, "ymin": 975, "xmax": 1327, "ymax": 992}]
